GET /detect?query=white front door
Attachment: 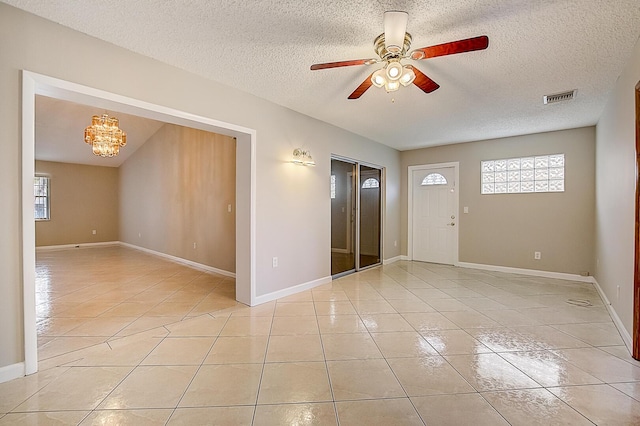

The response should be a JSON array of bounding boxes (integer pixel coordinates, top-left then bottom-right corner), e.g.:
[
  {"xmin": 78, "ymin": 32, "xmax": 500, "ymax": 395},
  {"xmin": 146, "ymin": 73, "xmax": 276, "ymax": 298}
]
[{"xmin": 412, "ymin": 167, "xmax": 457, "ymax": 264}]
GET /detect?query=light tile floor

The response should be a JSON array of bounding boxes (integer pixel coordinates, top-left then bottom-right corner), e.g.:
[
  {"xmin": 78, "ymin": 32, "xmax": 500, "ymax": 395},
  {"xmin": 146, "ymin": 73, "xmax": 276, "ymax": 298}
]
[{"xmin": 2, "ymin": 246, "xmax": 640, "ymax": 424}]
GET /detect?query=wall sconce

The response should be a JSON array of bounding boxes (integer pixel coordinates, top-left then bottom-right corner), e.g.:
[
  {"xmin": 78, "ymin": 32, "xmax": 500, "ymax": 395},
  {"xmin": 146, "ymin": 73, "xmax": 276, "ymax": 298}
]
[{"xmin": 292, "ymin": 148, "xmax": 316, "ymax": 166}]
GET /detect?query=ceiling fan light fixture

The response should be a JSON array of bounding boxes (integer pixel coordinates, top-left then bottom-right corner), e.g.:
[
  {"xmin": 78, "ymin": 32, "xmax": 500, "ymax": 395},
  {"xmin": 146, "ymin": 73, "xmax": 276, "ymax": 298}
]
[
  {"xmin": 309, "ymin": 10, "xmax": 488, "ymax": 100},
  {"xmin": 385, "ymin": 80, "xmax": 400, "ymax": 92},
  {"xmin": 371, "ymin": 69, "xmax": 386, "ymax": 88},
  {"xmin": 399, "ymin": 66, "xmax": 416, "ymax": 87},
  {"xmin": 386, "ymin": 61, "xmax": 403, "ymax": 81}
]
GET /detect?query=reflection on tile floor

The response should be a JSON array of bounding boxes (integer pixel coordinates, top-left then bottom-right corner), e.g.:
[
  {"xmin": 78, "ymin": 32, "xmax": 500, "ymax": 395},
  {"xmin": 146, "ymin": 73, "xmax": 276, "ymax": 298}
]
[{"xmin": 1, "ymin": 246, "xmax": 640, "ymax": 424}]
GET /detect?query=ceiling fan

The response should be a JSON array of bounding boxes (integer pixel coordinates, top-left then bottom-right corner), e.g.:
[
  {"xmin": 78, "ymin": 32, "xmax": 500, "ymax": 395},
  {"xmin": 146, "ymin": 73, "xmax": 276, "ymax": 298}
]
[{"xmin": 310, "ymin": 11, "xmax": 489, "ymax": 99}]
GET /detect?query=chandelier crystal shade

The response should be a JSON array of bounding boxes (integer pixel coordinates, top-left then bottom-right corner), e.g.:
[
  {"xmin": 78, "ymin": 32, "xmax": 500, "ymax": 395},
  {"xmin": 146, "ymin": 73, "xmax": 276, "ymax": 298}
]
[{"xmin": 84, "ymin": 114, "xmax": 127, "ymax": 157}]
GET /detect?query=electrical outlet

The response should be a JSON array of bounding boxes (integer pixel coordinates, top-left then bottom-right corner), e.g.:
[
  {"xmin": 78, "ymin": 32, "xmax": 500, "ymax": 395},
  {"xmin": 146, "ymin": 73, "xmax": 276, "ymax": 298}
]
[
  {"xmin": 92, "ymin": 229, "xmax": 96, "ymax": 235},
  {"xmin": 228, "ymin": 204, "xmax": 232, "ymax": 213},
  {"xmin": 138, "ymin": 232, "xmax": 142, "ymax": 238},
  {"xmin": 394, "ymin": 240, "xmax": 397, "ymax": 247},
  {"xmin": 534, "ymin": 251, "xmax": 541, "ymax": 260},
  {"xmin": 617, "ymin": 285, "xmax": 620, "ymax": 300},
  {"xmin": 272, "ymin": 257, "xmax": 278, "ymax": 268},
  {"xmin": 193, "ymin": 242, "xmax": 197, "ymax": 249}
]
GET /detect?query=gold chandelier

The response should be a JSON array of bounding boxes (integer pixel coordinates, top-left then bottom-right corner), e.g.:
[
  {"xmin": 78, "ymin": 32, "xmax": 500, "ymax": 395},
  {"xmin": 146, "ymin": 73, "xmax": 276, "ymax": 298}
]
[{"xmin": 84, "ymin": 114, "xmax": 127, "ymax": 157}]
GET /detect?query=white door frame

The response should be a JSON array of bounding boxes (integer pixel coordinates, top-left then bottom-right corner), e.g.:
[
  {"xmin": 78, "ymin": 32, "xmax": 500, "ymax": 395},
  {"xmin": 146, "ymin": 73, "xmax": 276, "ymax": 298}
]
[
  {"xmin": 21, "ymin": 71, "xmax": 257, "ymax": 376},
  {"xmin": 407, "ymin": 162, "xmax": 459, "ymax": 263}
]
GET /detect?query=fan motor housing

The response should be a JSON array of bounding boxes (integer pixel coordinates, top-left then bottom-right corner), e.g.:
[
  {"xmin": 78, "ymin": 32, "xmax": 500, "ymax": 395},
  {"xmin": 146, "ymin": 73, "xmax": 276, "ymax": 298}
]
[{"xmin": 374, "ymin": 33, "xmax": 412, "ymax": 59}]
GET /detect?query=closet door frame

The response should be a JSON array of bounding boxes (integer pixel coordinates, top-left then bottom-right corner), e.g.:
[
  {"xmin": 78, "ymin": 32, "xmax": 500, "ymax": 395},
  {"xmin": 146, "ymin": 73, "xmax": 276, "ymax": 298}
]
[{"xmin": 331, "ymin": 155, "xmax": 384, "ymax": 278}]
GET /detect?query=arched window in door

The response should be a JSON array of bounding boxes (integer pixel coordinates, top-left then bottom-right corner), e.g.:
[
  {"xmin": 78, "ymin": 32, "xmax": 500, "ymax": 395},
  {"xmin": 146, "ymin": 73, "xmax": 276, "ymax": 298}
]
[
  {"xmin": 421, "ymin": 173, "xmax": 447, "ymax": 186},
  {"xmin": 362, "ymin": 178, "xmax": 380, "ymax": 189}
]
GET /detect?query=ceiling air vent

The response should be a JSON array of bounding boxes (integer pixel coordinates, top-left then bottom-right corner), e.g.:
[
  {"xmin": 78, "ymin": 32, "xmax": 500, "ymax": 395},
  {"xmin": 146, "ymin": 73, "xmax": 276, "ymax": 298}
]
[{"xmin": 543, "ymin": 90, "xmax": 576, "ymax": 105}]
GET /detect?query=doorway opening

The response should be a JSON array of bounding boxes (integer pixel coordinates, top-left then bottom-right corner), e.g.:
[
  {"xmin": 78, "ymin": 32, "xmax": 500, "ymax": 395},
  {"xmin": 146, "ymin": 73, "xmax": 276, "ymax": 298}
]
[
  {"xmin": 408, "ymin": 162, "xmax": 459, "ymax": 265},
  {"xmin": 21, "ymin": 71, "xmax": 256, "ymax": 376},
  {"xmin": 330, "ymin": 157, "xmax": 383, "ymax": 277}
]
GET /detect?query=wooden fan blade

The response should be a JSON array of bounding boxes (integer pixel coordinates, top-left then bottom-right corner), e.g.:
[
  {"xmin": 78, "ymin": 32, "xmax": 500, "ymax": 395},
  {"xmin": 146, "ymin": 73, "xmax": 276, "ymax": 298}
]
[
  {"xmin": 408, "ymin": 66, "xmax": 440, "ymax": 93},
  {"xmin": 348, "ymin": 73, "xmax": 375, "ymax": 99},
  {"xmin": 410, "ymin": 35, "xmax": 489, "ymax": 60},
  {"xmin": 310, "ymin": 59, "xmax": 375, "ymax": 71}
]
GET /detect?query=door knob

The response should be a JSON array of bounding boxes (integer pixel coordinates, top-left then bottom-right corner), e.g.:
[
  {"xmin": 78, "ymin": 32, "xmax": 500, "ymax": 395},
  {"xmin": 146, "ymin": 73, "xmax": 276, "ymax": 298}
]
[{"xmin": 448, "ymin": 222, "xmax": 456, "ymax": 226}]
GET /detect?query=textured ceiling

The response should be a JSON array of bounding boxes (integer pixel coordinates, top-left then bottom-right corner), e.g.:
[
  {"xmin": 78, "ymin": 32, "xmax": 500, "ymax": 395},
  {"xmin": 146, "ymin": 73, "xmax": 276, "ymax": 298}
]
[{"xmin": 6, "ymin": 0, "xmax": 640, "ymax": 151}]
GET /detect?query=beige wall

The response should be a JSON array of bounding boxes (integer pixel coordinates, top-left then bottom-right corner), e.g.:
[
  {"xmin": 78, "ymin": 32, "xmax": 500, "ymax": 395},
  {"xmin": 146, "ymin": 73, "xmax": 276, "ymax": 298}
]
[
  {"xmin": 595, "ymin": 36, "xmax": 640, "ymax": 336},
  {"xmin": 35, "ymin": 161, "xmax": 119, "ymax": 247},
  {"xmin": 0, "ymin": 4, "xmax": 401, "ymax": 370},
  {"xmin": 119, "ymin": 124, "xmax": 236, "ymax": 273},
  {"xmin": 401, "ymin": 127, "xmax": 596, "ymax": 275}
]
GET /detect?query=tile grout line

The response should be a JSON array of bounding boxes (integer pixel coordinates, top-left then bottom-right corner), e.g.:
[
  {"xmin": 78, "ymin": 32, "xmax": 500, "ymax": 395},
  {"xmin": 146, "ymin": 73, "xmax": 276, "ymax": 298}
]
[
  {"xmin": 250, "ymin": 304, "xmax": 276, "ymax": 425},
  {"xmin": 312, "ymin": 289, "xmax": 341, "ymax": 425},
  {"xmin": 78, "ymin": 325, "xmax": 170, "ymax": 418},
  {"xmin": 167, "ymin": 312, "xmax": 231, "ymax": 424},
  {"xmin": 352, "ymin": 275, "xmax": 427, "ymax": 425}
]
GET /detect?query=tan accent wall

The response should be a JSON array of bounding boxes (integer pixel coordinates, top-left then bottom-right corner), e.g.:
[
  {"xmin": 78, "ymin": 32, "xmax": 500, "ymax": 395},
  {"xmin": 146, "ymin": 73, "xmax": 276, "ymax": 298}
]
[
  {"xmin": 119, "ymin": 124, "xmax": 236, "ymax": 273},
  {"xmin": 401, "ymin": 127, "xmax": 596, "ymax": 275},
  {"xmin": 35, "ymin": 161, "xmax": 119, "ymax": 247}
]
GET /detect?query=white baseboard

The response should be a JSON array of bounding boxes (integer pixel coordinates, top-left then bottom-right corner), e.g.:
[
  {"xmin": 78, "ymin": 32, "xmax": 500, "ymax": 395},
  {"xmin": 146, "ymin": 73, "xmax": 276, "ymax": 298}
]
[
  {"xmin": 253, "ymin": 275, "xmax": 332, "ymax": 305},
  {"xmin": 0, "ymin": 362, "xmax": 25, "ymax": 384},
  {"xmin": 457, "ymin": 262, "xmax": 595, "ymax": 283},
  {"xmin": 331, "ymin": 248, "xmax": 349, "ymax": 254},
  {"xmin": 592, "ymin": 278, "xmax": 633, "ymax": 351},
  {"xmin": 119, "ymin": 242, "xmax": 235, "ymax": 278},
  {"xmin": 36, "ymin": 241, "xmax": 119, "ymax": 251},
  {"xmin": 458, "ymin": 261, "xmax": 633, "ymax": 352},
  {"xmin": 383, "ymin": 255, "xmax": 403, "ymax": 265}
]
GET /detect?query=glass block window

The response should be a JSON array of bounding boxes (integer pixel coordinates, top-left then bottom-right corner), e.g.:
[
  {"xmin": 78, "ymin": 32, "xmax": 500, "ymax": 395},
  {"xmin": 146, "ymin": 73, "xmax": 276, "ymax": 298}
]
[
  {"xmin": 481, "ymin": 154, "xmax": 564, "ymax": 194},
  {"xmin": 362, "ymin": 178, "xmax": 379, "ymax": 189},
  {"xmin": 34, "ymin": 176, "xmax": 50, "ymax": 220},
  {"xmin": 330, "ymin": 175, "xmax": 336, "ymax": 199},
  {"xmin": 421, "ymin": 173, "xmax": 448, "ymax": 186}
]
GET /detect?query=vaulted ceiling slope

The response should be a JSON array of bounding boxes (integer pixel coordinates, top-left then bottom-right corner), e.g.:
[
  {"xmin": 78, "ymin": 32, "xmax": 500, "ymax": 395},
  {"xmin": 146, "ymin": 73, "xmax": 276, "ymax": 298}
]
[
  {"xmin": 36, "ymin": 96, "xmax": 165, "ymax": 167},
  {"xmin": 5, "ymin": 0, "xmax": 640, "ymax": 150}
]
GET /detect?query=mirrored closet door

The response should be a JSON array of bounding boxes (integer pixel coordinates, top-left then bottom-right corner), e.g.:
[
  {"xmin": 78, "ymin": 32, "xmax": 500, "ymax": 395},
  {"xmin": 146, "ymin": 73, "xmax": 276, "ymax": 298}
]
[{"xmin": 331, "ymin": 157, "xmax": 382, "ymax": 277}]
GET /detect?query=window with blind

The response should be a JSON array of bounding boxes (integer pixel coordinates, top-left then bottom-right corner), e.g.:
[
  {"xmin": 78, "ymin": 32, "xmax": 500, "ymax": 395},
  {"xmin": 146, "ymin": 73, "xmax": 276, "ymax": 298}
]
[{"xmin": 34, "ymin": 176, "xmax": 50, "ymax": 220}]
